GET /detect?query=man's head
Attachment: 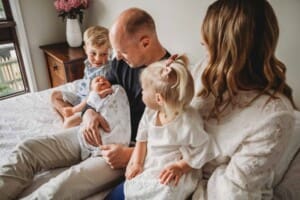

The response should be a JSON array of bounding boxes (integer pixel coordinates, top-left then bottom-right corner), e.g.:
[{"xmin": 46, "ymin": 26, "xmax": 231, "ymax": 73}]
[
  {"xmin": 83, "ymin": 26, "xmax": 111, "ymax": 67},
  {"xmin": 110, "ymin": 8, "xmax": 164, "ymax": 68}
]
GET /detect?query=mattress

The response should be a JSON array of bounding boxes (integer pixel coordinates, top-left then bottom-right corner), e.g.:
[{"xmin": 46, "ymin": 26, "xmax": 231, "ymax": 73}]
[
  {"xmin": 0, "ymin": 82, "xmax": 110, "ymax": 199},
  {"xmin": 0, "ymin": 85, "xmax": 67, "ymax": 166}
]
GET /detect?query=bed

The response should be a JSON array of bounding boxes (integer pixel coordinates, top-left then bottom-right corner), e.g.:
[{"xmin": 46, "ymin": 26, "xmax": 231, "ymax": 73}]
[
  {"xmin": 0, "ymin": 81, "xmax": 300, "ymax": 199},
  {"xmin": 0, "ymin": 82, "xmax": 110, "ymax": 199}
]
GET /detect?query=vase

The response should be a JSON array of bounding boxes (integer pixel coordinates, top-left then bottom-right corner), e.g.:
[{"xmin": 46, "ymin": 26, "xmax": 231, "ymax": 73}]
[{"xmin": 66, "ymin": 18, "xmax": 83, "ymax": 47}]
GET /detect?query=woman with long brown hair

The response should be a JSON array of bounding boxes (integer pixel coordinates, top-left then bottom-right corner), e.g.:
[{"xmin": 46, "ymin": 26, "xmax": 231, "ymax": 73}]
[{"xmin": 192, "ymin": 0, "xmax": 297, "ymax": 199}]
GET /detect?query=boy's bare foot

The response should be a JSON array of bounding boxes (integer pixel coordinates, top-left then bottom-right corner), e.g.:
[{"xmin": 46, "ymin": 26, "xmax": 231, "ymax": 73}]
[
  {"xmin": 63, "ymin": 113, "xmax": 82, "ymax": 128},
  {"xmin": 62, "ymin": 107, "xmax": 74, "ymax": 118}
]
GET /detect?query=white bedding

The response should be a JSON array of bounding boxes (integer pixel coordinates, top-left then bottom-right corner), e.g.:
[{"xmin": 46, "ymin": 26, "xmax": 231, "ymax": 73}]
[
  {"xmin": 1, "ymin": 81, "xmax": 299, "ymax": 199},
  {"xmin": 0, "ymin": 85, "xmax": 68, "ymax": 166},
  {"xmin": 0, "ymin": 82, "xmax": 110, "ymax": 199}
]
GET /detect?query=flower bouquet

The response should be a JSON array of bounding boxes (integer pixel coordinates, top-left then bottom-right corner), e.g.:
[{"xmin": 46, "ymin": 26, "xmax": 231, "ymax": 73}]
[{"xmin": 54, "ymin": 0, "xmax": 89, "ymax": 23}]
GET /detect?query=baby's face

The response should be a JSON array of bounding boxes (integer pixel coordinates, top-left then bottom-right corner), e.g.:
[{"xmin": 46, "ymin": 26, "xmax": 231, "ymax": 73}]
[
  {"xmin": 85, "ymin": 44, "xmax": 110, "ymax": 67},
  {"xmin": 91, "ymin": 76, "xmax": 111, "ymax": 93}
]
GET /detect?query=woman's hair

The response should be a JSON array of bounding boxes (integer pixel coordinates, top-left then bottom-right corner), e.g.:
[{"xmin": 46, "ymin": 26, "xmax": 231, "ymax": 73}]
[
  {"xmin": 199, "ymin": 0, "xmax": 296, "ymax": 117},
  {"xmin": 140, "ymin": 55, "xmax": 194, "ymax": 113},
  {"xmin": 83, "ymin": 26, "xmax": 110, "ymax": 48}
]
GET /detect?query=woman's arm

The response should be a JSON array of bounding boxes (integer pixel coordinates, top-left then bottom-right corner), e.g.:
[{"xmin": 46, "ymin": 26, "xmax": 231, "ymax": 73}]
[{"xmin": 207, "ymin": 112, "xmax": 295, "ymax": 199}]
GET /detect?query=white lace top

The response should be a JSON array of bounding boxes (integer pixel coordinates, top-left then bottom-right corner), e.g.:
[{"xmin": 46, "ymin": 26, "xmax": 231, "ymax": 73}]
[{"xmin": 190, "ymin": 61, "xmax": 296, "ymax": 200}]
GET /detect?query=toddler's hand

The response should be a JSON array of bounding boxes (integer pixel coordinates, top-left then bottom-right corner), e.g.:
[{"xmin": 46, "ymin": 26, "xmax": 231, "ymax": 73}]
[
  {"xmin": 159, "ymin": 162, "xmax": 184, "ymax": 186},
  {"xmin": 125, "ymin": 162, "xmax": 143, "ymax": 180},
  {"xmin": 62, "ymin": 107, "xmax": 74, "ymax": 117}
]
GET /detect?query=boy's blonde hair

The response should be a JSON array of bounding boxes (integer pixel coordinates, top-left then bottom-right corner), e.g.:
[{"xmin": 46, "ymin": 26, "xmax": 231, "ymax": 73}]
[
  {"xmin": 140, "ymin": 55, "xmax": 194, "ymax": 112},
  {"xmin": 83, "ymin": 26, "xmax": 110, "ymax": 48}
]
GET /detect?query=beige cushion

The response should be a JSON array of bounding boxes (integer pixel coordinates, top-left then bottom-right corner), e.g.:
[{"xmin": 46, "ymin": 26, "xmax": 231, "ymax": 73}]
[
  {"xmin": 273, "ymin": 111, "xmax": 300, "ymax": 200},
  {"xmin": 274, "ymin": 149, "xmax": 300, "ymax": 199}
]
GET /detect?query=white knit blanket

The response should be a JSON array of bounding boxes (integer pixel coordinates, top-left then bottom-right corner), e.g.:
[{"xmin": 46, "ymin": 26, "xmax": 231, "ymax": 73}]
[{"xmin": 0, "ymin": 83, "xmax": 74, "ymax": 165}]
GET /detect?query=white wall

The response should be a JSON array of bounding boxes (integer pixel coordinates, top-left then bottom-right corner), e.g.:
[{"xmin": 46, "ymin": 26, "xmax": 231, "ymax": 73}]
[
  {"xmin": 271, "ymin": 0, "xmax": 300, "ymax": 107},
  {"xmin": 85, "ymin": 0, "xmax": 300, "ymax": 107},
  {"xmin": 85, "ymin": 0, "xmax": 212, "ymax": 63},
  {"xmin": 17, "ymin": 0, "xmax": 66, "ymax": 90},
  {"xmin": 18, "ymin": 0, "xmax": 300, "ymax": 107}
]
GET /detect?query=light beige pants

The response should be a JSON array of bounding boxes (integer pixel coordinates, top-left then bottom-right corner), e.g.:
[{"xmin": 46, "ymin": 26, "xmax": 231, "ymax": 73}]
[{"xmin": 0, "ymin": 128, "xmax": 123, "ymax": 200}]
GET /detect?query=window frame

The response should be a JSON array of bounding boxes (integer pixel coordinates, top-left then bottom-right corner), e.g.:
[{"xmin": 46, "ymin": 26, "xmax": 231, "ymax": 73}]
[{"xmin": 0, "ymin": 0, "xmax": 29, "ymax": 100}]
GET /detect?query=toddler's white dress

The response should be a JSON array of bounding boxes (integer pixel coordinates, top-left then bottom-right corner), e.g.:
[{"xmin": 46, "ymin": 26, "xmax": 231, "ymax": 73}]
[{"xmin": 124, "ymin": 107, "xmax": 219, "ymax": 200}]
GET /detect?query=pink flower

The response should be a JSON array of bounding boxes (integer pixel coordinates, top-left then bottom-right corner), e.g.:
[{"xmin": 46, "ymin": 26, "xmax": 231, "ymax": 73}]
[
  {"xmin": 81, "ymin": 0, "xmax": 89, "ymax": 8},
  {"xmin": 54, "ymin": 0, "xmax": 65, "ymax": 11},
  {"xmin": 69, "ymin": 0, "xmax": 81, "ymax": 9},
  {"xmin": 64, "ymin": 3, "xmax": 72, "ymax": 12},
  {"xmin": 53, "ymin": 0, "xmax": 89, "ymax": 23}
]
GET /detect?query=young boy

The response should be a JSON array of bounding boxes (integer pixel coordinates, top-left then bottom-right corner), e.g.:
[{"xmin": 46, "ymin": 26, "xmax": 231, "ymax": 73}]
[{"xmin": 51, "ymin": 25, "xmax": 111, "ymax": 127}]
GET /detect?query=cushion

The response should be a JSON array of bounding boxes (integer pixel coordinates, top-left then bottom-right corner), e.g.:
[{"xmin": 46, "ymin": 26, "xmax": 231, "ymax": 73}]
[
  {"xmin": 273, "ymin": 110, "xmax": 300, "ymax": 200},
  {"xmin": 274, "ymin": 149, "xmax": 300, "ymax": 199}
]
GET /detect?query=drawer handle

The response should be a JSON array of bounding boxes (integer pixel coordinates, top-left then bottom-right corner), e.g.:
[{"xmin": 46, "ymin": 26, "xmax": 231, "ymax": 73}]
[{"xmin": 53, "ymin": 65, "xmax": 58, "ymax": 71}]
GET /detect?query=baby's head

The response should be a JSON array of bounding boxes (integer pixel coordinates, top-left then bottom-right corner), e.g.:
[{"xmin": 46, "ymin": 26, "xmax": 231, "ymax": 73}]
[
  {"xmin": 140, "ymin": 55, "xmax": 194, "ymax": 114},
  {"xmin": 90, "ymin": 76, "xmax": 111, "ymax": 94},
  {"xmin": 83, "ymin": 26, "xmax": 111, "ymax": 67}
]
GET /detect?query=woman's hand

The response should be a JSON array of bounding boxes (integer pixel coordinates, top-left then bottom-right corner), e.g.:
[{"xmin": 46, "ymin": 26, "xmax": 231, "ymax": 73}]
[
  {"xmin": 100, "ymin": 144, "xmax": 134, "ymax": 169},
  {"xmin": 82, "ymin": 109, "xmax": 110, "ymax": 146}
]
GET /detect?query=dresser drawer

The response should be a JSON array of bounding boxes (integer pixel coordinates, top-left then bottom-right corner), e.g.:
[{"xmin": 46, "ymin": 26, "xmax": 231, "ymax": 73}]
[
  {"xmin": 47, "ymin": 56, "xmax": 66, "ymax": 84},
  {"xmin": 40, "ymin": 43, "xmax": 86, "ymax": 88},
  {"xmin": 51, "ymin": 72, "xmax": 66, "ymax": 87}
]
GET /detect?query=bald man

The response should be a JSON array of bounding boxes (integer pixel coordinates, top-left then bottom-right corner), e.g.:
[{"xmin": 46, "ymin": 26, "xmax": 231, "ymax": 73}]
[
  {"xmin": 82, "ymin": 7, "xmax": 170, "ymax": 169},
  {"xmin": 0, "ymin": 8, "xmax": 170, "ymax": 200}
]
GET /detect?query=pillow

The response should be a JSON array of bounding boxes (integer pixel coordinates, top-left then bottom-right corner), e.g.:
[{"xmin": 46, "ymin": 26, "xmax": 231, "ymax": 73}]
[
  {"xmin": 273, "ymin": 110, "xmax": 300, "ymax": 199},
  {"xmin": 274, "ymin": 149, "xmax": 300, "ymax": 199}
]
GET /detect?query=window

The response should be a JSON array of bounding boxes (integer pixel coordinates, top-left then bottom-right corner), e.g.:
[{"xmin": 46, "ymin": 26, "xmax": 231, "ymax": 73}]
[
  {"xmin": 0, "ymin": 0, "xmax": 29, "ymax": 99},
  {"xmin": 0, "ymin": 1, "xmax": 6, "ymax": 19}
]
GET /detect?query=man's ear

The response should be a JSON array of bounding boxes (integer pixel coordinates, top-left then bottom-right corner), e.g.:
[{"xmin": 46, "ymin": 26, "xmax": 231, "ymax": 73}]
[
  {"xmin": 140, "ymin": 35, "xmax": 150, "ymax": 48},
  {"xmin": 155, "ymin": 93, "xmax": 164, "ymax": 106}
]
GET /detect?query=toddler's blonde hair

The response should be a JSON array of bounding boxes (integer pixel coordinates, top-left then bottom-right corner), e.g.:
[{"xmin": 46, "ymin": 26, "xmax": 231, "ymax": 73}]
[
  {"xmin": 141, "ymin": 55, "xmax": 194, "ymax": 113},
  {"xmin": 83, "ymin": 26, "xmax": 110, "ymax": 48}
]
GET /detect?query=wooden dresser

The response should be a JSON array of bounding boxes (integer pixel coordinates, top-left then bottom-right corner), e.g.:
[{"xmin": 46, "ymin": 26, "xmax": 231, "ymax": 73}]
[{"xmin": 40, "ymin": 43, "xmax": 86, "ymax": 87}]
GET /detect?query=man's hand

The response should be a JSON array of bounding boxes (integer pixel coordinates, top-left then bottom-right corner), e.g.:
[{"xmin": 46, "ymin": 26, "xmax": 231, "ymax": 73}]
[
  {"xmin": 82, "ymin": 109, "xmax": 110, "ymax": 146},
  {"xmin": 100, "ymin": 144, "xmax": 133, "ymax": 169}
]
